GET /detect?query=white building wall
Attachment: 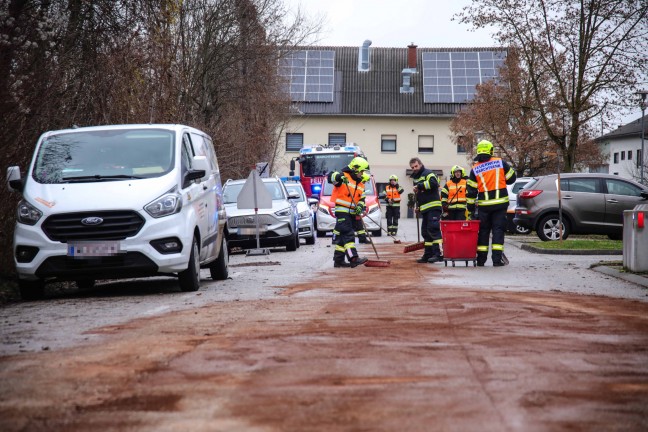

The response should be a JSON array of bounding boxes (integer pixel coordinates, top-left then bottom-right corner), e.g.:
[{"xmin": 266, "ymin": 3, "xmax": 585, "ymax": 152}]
[
  {"xmin": 275, "ymin": 116, "xmax": 473, "ymax": 187},
  {"xmin": 606, "ymin": 136, "xmax": 643, "ymax": 181}
]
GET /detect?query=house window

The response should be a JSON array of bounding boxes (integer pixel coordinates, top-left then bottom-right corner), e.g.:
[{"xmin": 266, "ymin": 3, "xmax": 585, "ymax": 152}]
[
  {"xmin": 418, "ymin": 135, "xmax": 434, "ymax": 153},
  {"xmin": 381, "ymin": 135, "xmax": 397, "ymax": 152},
  {"xmin": 286, "ymin": 133, "xmax": 303, "ymax": 152},
  {"xmin": 613, "ymin": 152, "xmax": 619, "ymax": 163},
  {"xmin": 621, "ymin": 151, "xmax": 625, "ymax": 161},
  {"xmin": 456, "ymin": 136, "xmax": 467, "ymax": 154},
  {"xmin": 328, "ymin": 133, "xmax": 346, "ymax": 146},
  {"xmin": 627, "ymin": 150, "xmax": 632, "ymax": 160}
]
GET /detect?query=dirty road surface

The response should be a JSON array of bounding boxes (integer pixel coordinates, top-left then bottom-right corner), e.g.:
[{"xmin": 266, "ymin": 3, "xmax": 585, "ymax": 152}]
[{"xmin": 2, "ymin": 219, "xmax": 648, "ymax": 431}]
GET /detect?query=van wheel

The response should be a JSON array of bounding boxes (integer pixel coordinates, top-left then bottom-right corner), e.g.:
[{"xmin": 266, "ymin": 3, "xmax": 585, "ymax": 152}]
[
  {"xmin": 75, "ymin": 279, "xmax": 95, "ymax": 290},
  {"xmin": 209, "ymin": 237, "xmax": 229, "ymax": 280},
  {"xmin": 19, "ymin": 280, "xmax": 45, "ymax": 301},
  {"xmin": 372, "ymin": 229, "xmax": 382, "ymax": 237},
  {"xmin": 536, "ymin": 214, "xmax": 570, "ymax": 241},
  {"xmin": 305, "ymin": 233, "xmax": 316, "ymax": 245},
  {"xmin": 179, "ymin": 236, "xmax": 200, "ymax": 292}
]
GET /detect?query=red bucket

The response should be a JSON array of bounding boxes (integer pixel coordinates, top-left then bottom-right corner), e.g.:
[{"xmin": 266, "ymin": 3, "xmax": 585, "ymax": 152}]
[{"xmin": 440, "ymin": 220, "xmax": 480, "ymax": 260}]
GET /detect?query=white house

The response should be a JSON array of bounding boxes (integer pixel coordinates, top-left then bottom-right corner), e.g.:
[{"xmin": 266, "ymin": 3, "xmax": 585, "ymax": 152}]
[{"xmin": 595, "ymin": 114, "xmax": 648, "ymax": 184}]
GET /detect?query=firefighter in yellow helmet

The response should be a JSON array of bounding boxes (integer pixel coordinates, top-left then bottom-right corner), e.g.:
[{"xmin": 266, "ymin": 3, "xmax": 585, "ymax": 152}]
[
  {"xmin": 327, "ymin": 157, "xmax": 370, "ymax": 268},
  {"xmin": 384, "ymin": 174, "xmax": 405, "ymax": 235},
  {"xmin": 352, "ymin": 171, "xmax": 371, "ymax": 243},
  {"xmin": 466, "ymin": 140, "xmax": 516, "ymax": 267},
  {"xmin": 409, "ymin": 157, "xmax": 443, "ymax": 263},
  {"xmin": 441, "ymin": 165, "xmax": 468, "ymax": 220}
]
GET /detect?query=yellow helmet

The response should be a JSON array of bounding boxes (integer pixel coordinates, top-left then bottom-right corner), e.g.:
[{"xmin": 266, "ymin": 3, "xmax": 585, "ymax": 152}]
[
  {"xmin": 361, "ymin": 172, "xmax": 371, "ymax": 182},
  {"xmin": 348, "ymin": 156, "xmax": 369, "ymax": 173},
  {"xmin": 450, "ymin": 165, "xmax": 464, "ymax": 177},
  {"xmin": 389, "ymin": 174, "xmax": 398, "ymax": 181},
  {"xmin": 476, "ymin": 140, "xmax": 494, "ymax": 155}
]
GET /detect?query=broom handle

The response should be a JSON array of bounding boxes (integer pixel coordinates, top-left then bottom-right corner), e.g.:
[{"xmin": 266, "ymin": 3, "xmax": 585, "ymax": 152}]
[
  {"xmin": 344, "ymin": 181, "xmax": 381, "ymax": 260},
  {"xmin": 416, "ymin": 210, "xmax": 420, "ymax": 243}
]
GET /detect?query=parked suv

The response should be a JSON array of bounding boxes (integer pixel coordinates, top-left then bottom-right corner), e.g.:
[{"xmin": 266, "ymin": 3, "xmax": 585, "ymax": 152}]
[
  {"xmin": 514, "ymin": 173, "xmax": 648, "ymax": 241},
  {"xmin": 315, "ymin": 175, "xmax": 382, "ymax": 236},
  {"xmin": 6, "ymin": 124, "xmax": 229, "ymax": 299},
  {"xmin": 222, "ymin": 177, "xmax": 300, "ymax": 251}
]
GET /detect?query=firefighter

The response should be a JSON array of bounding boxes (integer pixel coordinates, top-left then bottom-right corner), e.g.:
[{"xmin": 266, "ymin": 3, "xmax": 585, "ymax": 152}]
[
  {"xmin": 441, "ymin": 165, "xmax": 468, "ymax": 220},
  {"xmin": 328, "ymin": 157, "xmax": 370, "ymax": 268},
  {"xmin": 352, "ymin": 172, "xmax": 371, "ymax": 244},
  {"xmin": 409, "ymin": 157, "xmax": 443, "ymax": 263},
  {"xmin": 466, "ymin": 140, "xmax": 517, "ymax": 267},
  {"xmin": 384, "ymin": 175, "xmax": 405, "ymax": 235}
]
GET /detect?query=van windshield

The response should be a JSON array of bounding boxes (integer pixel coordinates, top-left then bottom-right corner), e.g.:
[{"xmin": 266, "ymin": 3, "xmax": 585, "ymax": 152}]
[{"xmin": 32, "ymin": 129, "xmax": 176, "ymax": 184}]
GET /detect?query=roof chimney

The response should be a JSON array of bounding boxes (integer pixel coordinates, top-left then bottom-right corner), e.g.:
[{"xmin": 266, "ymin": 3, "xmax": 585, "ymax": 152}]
[
  {"xmin": 407, "ymin": 43, "xmax": 417, "ymax": 69},
  {"xmin": 358, "ymin": 40, "xmax": 372, "ymax": 71}
]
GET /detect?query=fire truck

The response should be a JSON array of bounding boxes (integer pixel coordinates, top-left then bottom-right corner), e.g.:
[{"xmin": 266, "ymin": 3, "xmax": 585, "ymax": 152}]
[{"xmin": 288, "ymin": 143, "xmax": 366, "ymax": 198}]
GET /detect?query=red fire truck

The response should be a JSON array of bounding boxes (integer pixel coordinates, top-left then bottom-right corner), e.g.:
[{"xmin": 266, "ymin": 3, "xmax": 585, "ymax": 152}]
[{"xmin": 289, "ymin": 143, "xmax": 366, "ymax": 198}]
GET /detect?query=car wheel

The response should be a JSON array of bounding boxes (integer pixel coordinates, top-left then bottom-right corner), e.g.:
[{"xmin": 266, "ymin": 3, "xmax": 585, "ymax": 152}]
[
  {"xmin": 317, "ymin": 229, "xmax": 327, "ymax": 237},
  {"xmin": 75, "ymin": 279, "xmax": 95, "ymax": 290},
  {"xmin": 536, "ymin": 214, "xmax": 570, "ymax": 241},
  {"xmin": 209, "ymin": 236, "xmax": 229, "ymax": 280},
  {"xmin": 179, "ymin": 236, "xmax": 200, "ymax": 292},
  {"xmin": 305, "ymin": 233, "xmax": 316, "ymax": 245},
  {"xmin": 286, "ymin": 232, "xmax": 298, "ymax": 251},
  {"xmin": 515, "ymin": 224, "xmax": 531, "ymax": 235},
  {"xmin": 18, "ymin": 279, "xmax": 45, "ymax": 301}
]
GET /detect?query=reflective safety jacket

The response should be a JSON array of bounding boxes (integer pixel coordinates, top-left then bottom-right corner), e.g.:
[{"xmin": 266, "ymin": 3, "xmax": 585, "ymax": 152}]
[
  {"xmin": 328, "ymin": 170, "xmax": 365, "ymax": 214},
  {"xmin": 466, "ymin": 156, "xmax": 516, "ymax": 211},
  {"xmin": 384, "ymin": 184, "xmax": 404, "ymax": 207},
  {"xmin": 411, "ymin": 167, "xmax": 441, "ymax": 213},
  {"xmin": 441, "ymin": 178, "xmax": 467, "ymax": 209}
]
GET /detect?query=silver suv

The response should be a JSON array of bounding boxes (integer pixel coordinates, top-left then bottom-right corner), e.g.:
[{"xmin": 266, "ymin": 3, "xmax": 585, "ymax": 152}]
[{"xmin": 514, "ymin": 173, "xmax": 648, "ymax": 241}]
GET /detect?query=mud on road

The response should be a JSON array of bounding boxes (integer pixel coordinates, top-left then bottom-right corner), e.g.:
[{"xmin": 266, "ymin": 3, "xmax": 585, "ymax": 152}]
[{"xmin": 1, "ymin": 243, "xmax": 648, "ymax": 431}]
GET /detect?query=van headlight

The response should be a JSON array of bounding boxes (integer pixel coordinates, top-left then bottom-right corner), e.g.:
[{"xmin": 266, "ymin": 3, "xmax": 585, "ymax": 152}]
[
  {"xmin": 17, "ymin": 200, "xmax": 42, "ymax": 225},
  {"xmin": 145, "ymin": 192, "xmax": 182, "ymax": 218},
  {"xmin": 298, "ymin": 209, "xmax": 310, "ymax": 219}
]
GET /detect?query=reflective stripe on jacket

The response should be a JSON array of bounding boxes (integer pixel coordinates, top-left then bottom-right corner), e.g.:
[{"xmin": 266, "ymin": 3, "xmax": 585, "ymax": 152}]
[
  {"xmin": 330, "ymin": 172, "xmax": 365, "ymax": 213},
  {"xmin": 412, "ymin": 168, "xmax": 441, "ymax": 212},
  {"xmin": 385, "ymin": 184, "xmax": 404, "ymax": 207},
  {"xmin": 466, "ymin": 157, "xmax": 516, "ymax": 207},
  {"xmin": 441, "ymin": 179, "xmax": 467, "ymax": 209}
]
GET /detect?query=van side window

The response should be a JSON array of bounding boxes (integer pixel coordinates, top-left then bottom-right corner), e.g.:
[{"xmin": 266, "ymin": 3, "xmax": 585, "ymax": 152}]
[
  {"xmin": 181, "ymin": 134, "xmax": 194, "ymax": 178},
  {"xmin": 190, "ymin": 133, "xmax": 216, "ymax": 174}
]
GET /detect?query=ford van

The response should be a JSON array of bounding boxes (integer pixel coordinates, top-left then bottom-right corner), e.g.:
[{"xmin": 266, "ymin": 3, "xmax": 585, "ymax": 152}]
[{"xmin": 6, "ymin": 124, "xmax": 229, "ymax": 299}]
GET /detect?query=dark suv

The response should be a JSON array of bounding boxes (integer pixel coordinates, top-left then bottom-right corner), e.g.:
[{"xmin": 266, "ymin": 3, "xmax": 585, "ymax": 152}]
[{"xmin": 514, "ymin": 173, "xmax": 648, "ymax": 241}]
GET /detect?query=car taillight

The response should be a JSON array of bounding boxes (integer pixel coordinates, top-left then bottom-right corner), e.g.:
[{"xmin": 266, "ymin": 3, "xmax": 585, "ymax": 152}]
[{"xmin": 519, "ymin": 190, "xmax": 542, "ymax": 199}]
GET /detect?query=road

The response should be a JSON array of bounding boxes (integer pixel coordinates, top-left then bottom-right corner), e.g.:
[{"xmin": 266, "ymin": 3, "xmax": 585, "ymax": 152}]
[{"xmin": 1, "ymin": 217, "xmax": 648, "ymax": 431}]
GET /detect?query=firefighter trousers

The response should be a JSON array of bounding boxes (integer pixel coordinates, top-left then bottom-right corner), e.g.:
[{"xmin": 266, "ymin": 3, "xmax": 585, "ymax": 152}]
[
  {"xmin": 476, "ymin": 203, "xmax": 507, "ymax": 264},
  {"xmin": 420, "ymin": 208, "xmax": 442, "ymax": 258},
  {"xmin": 334, "ymin": 212, "xmax": 358, "ymax": 263},
  {"xmin": 385, "ymin": 206, "xmax": 401, "ymax": 234}
]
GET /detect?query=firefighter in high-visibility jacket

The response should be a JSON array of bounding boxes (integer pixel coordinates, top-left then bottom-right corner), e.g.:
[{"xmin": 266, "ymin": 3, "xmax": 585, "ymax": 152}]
[
  {"xmin": 352, "ymin": 172, "xmax": 371, "ymax": 243},
  {"xmin": 466, "ymin": 140, "xmax": 517, "ymax": 267},
  {"xmin": 409, "ymin": 157, "xmax": 443, "ymax": 263},
  {"xmin": 384, "ymin": 174, "xmax": 405, "ymax": 236},
  {"xmin": 328, "ymin": 157, "xmax": 370, "ymax": 268},
  {"xmin": 441, "ymin": 165, "xmax": 467, "ymax": 220}
]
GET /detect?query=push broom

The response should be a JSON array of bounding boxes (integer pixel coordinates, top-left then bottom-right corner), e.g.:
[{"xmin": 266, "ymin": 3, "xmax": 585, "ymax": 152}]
[{"xmin": 403, "ymin": 209, "xmax": 424, "ymax": 253}]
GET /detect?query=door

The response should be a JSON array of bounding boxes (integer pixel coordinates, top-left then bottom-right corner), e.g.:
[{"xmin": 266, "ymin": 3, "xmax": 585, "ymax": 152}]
[
  {"xmin": 181, "ymin": 133, "xmax": 209, "ymax": 257},
  {"xmin": 560, "ymin": 177, "xmax": 606, "ymax": 230},
  {"xmin": 604, "ymin": 178, "xmax": 647, "ymax": 226}
]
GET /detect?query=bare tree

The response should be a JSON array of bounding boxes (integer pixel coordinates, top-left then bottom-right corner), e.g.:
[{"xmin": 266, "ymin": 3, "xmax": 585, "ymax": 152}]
[{"xmin": 456, "ymin": 0, "xmax": 648, "ymax": 172}]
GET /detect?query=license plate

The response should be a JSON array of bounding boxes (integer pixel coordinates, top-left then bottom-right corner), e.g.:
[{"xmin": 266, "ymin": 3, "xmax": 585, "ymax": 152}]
[
  {"xmin": 68, "ymin": 241, "xmax": 121, "ymax": 257},
  {"xmin": 238, "ymin": 227, "xmax": 267, "ymax": 235}
]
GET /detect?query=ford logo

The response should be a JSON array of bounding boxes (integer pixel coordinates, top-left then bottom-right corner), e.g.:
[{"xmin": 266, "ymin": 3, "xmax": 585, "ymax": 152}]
[{"xmin": 81, "ymin": 217, "xmax": 104, "ymax": 226}]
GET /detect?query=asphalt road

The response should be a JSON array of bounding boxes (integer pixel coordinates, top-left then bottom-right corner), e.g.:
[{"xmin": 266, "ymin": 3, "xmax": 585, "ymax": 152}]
[{"xmin": 1, "ymin": 217, "xmax": 647, "ymax": 431}]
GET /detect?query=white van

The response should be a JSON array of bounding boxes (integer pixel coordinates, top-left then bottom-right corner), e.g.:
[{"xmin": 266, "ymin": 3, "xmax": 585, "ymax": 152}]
[{"xmin": 6, "ymin": 124, "xmax": 229, "ymax": 300}]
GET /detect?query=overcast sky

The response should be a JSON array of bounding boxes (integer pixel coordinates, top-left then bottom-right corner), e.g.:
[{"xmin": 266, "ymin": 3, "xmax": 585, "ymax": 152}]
[
  {"xmin": 284, "ymin": 0, "xmax": 641, "ymax": 131},
  {"xmin": 286, "ymin": 0, "xmax": 495, "ymax": 48}
]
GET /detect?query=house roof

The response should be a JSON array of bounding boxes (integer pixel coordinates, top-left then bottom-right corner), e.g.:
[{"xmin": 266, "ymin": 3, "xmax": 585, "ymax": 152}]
[
  {"xmin": 289, "ymin": 46, "xmax": 507, "ymax": 117},
  {"xmin": 596, "ymin": 114, "xmax": 648, "ymax": 141}
]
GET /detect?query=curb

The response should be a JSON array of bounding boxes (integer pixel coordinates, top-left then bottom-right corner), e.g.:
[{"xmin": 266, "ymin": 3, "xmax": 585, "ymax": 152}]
[
  {"xmin": 519, "ymin": 243, "xmax": 622, "ymax": 256},
  {"xmin": 591, "ymin": 265, "xmax": 648, "ymax": 289}
]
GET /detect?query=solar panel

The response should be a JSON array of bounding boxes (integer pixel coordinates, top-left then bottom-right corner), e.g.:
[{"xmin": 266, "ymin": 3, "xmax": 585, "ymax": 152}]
[
  {"xmin": 422, "ymin": 51, "xmax": 505, "ymax": 103},
  {"xmin": 279, "ymin": 50, "xmax": 335, "ymax": 103}
]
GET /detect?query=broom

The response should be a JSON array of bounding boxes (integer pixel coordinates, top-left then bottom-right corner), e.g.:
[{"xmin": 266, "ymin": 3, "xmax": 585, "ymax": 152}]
[
  {"xmin": 403, "ymin": 209, "xmax": 424, "ymax": 253},
  {"xmin": 362, "ymin": 212, "xmax": 401, "ymax": 244}
]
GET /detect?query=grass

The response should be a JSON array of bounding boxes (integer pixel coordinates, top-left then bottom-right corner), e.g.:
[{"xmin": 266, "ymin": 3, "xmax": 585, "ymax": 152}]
[{"xmin": 529, "ymin": 239, "xmax": 622, "ymax": 250}]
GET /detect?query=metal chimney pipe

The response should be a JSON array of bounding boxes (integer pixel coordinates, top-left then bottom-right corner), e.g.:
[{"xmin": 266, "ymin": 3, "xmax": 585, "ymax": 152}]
[{"xmin": 359, "ymin": 40, "xmax": 372, "ymax": 71}]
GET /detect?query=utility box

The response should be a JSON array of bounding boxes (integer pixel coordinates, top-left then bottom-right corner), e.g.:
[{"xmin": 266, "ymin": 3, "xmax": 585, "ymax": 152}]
[{"xmin": 623, "ymin": 204, "xmax": 648, "ymax": 272}]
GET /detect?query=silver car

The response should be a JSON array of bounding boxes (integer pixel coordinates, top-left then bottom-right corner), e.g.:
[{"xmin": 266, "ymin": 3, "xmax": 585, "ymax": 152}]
[
  {"xmin": 284, "ymin": 181, "xmax": 316, "ymax": 245},
  {"xmin": 223, "ymin": 177, "xmax": 300, "ymax": 251},
  {"xmin": 514, "ymin": 173, "xmax": 648, "ymax": 241}
]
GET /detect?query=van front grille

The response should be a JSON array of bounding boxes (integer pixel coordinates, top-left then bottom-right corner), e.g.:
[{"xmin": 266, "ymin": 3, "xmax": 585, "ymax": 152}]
[{"xmin": 42, "ymin": 211, "xmax": 145, "ymax": 242}]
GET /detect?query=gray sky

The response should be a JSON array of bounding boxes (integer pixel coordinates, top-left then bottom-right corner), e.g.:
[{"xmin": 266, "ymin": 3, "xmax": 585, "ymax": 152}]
[{"xmin": 287, "ymin": 0, "xmax": 495, "ymax": 48}]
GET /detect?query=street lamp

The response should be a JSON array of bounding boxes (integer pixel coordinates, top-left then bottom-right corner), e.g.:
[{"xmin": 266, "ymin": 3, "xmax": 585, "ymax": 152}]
[{"xmin": 637, "ymin": 91, "xmax": 648, "ymax": 185}]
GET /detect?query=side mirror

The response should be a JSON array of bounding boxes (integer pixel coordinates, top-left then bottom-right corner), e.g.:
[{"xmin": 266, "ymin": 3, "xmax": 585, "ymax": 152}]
[
  {"xmin": 183, "ymin": 156, "xmax": 208, "ymax": 188},
  {"xmin": 7, "ymin": 166, "xmax": 24, "ymax": 193},
  {"xmin": 640, "ymin": 191, "xmax": 648, "ymax": 200},
  {"xmin": 287, "ymin": 191, "xmax": 300, "ymax": 200},
  {"xmin": 289, "ymin": 159, "xmax": 295, "ymax": 171}
]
